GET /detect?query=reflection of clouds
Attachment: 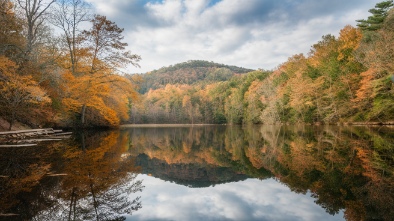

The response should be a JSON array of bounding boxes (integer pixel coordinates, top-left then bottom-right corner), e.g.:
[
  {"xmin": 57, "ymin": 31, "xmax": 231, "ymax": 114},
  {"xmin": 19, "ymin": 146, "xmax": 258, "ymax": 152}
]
[{"xmin": 128, "ymin": 175, "xmax": 344, "ymax": 221}]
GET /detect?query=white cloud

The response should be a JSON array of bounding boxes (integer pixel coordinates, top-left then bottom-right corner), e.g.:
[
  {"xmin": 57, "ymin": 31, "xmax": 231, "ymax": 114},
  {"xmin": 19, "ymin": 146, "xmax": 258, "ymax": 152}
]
[
  {"xmin": 85, "ymin": 0, "xmax": 383, "ymax": 73},
  {"xmin": 146, "ymin": 0, "xmax": 183, "ymax": 24}
]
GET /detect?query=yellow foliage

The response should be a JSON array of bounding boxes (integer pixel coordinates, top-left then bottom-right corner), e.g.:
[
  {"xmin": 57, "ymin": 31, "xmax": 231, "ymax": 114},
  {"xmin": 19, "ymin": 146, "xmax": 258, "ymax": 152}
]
[
  {"xmin": 0, "ymin": 56, "xmax": 51, "ymax": 107},
  {"xmin": 61, "ymin": 68, "xmax": 137, "ymax": 126},
  {"xmin": 337, "ymin": 25, "xmax": 362, "ymax": 61}
]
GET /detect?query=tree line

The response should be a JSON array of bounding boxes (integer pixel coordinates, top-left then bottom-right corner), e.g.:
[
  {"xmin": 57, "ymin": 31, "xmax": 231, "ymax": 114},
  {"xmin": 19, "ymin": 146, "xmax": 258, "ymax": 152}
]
[
  {"xmin": 1, "ymin": 0, "xmax": 393, "ymax": 128},
  {"xmin": 133, "ymin": 1, "xmax": 394, "ymax": 125},
  {"xmin": 136, "ymin": 60, "xmax": 253, "ymax": 94},
  {"xmin": 0, "ymin": 0, "xmax": 141, "ymax": 130}
]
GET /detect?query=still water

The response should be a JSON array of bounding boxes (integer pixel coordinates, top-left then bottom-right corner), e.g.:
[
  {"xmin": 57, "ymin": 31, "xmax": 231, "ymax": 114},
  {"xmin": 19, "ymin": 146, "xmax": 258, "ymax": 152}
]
[{"xmin": 0, "ymin": 125, "xmax": 393, "ymax": 221}]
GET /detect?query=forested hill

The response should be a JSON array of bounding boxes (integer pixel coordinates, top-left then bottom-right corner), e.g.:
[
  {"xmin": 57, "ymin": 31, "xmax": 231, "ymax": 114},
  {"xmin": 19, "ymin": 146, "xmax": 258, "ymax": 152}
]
[
  {"xmin": 131, "ymin": 2, "xmax": 394, "ymax": 125},
  {"xmin": 137, "ymin": 60, "xmax": 254, "ymax": 93}
]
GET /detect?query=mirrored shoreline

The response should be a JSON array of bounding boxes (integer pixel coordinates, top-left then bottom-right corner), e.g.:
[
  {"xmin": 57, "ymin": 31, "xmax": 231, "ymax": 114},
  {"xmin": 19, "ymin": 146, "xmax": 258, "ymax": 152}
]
[{"xmin": 1, "ymin": 125, "xmax": 393, "ymax": 220}]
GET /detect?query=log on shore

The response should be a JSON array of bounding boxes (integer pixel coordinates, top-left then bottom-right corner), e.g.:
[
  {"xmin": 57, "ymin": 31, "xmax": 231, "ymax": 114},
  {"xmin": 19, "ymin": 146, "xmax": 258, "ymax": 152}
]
[
  {"xmin": 0, "ymin": 128, "xmax": 72, "ymax": 146},
  {"xmin": 0, "ymin": 128, "xmax": 54, "ymax": 135},
  {"xmin": 14, "ymin": 138, "xmax": 64, "ymax": 143},
  {"xmin": 0, "ymin": 144, "xmax": 38, "ymax": 147}
]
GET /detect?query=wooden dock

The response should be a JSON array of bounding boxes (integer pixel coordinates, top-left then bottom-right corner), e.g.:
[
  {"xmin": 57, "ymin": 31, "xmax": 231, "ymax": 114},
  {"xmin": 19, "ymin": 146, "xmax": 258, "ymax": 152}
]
[{"xmin": 0, "ymin": 128, "xmax": 72, "ymax": 147}]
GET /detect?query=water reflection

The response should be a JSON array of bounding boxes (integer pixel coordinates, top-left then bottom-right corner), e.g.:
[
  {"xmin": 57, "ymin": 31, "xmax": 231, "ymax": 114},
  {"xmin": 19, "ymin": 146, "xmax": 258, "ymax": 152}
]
[
  {"xmin": 121, "ymin": 125, "xmax": 394, "ymax": 221},
  {"xmin": 0, "ymin": 130, "xmax": 144, "ymax": 221},
  {"xmin": 131, "ymin": 175, "xmax": 343, "ymax": 221},
  {"xmin": 1, "ymin": 125, "xmax": 393, "ymax": 221}
]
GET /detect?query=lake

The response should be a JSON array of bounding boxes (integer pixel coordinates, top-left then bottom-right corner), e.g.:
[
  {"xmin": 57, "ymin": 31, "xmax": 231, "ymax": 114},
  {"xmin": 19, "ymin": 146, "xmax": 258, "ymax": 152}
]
[{"xmin": 0, "ymin": 125, "xmax": 393, "ymax": 221}]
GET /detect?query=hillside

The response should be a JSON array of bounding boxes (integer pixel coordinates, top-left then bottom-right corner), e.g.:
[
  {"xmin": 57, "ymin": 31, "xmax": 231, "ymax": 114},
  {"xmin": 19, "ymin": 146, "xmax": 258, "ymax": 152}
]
[
  {"xmin": 136, "ymin": 60, "xmax": 254, "ymax": 93},
  {"xmin": 130, "ymin": 3, "xmax": 394, "ymax": 125}
]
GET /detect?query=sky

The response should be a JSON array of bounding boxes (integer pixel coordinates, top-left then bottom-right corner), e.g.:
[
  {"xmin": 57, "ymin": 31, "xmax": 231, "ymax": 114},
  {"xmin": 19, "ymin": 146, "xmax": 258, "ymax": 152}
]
[
  {"xmin": 84, "ymin": 0, "xmax": 382, "ymax": 73},
  {"xmin": 127, "ymin": 175, "xmax": 344, "ymax": 221}
]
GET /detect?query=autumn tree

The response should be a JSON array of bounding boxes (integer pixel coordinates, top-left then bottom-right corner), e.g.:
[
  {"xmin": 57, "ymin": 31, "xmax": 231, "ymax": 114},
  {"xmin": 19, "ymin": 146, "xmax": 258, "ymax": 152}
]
[
  {"xmin": 83, "ymin": 14, "xmax": 141, "ymax": 74},
  {"xmin": 182, "ymin": 95, "xmax": 193, "ymax": 123},
  {"xmin": 354, "ymin": 5, "xmax": 394, "ymax": 121},
  {"xmin": 259, "ymin": 74, "xmax": 282, "ymax": 124},
  {"xmin": 71, "ymin": 15, "xmax": 140, "ymax": 126},
  {"xmin": 0, "ymin": 56, "xmax": 50, "ymax": 130},
  {"xmin": 50, "ymin": 10, "xmax": 141, "ymax": 127},
  {"xmin": 206, "ymin": 82, "xmax": 230, "ymax": 124},
  {"xmin": 50, "ymin": 0, "xmax": 91, "ymax": 75},
  {"xmin": 0, "ymin": 0, "xmax": 25, "ymax": 59},
  {"xmin": 61, "ymin": 70, "xmax": 139, "ymax": 127}
]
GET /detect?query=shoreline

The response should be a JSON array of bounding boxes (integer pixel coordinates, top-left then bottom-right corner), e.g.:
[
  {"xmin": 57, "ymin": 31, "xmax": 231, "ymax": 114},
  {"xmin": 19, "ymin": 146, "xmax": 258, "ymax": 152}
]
[
  {"xmin": 120, "ymin": 124, "xmax": 220, "ymax": 128},
  {"xmin": 120, "ymin": 122, "xmax": 394, "ymax": 128}
]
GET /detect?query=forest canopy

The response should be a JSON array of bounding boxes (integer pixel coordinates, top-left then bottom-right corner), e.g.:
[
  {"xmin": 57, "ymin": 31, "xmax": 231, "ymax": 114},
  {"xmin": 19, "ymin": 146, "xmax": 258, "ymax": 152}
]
[{"xmin": 0, "ymin": 0, "xmax": 140, "ymax": 129}]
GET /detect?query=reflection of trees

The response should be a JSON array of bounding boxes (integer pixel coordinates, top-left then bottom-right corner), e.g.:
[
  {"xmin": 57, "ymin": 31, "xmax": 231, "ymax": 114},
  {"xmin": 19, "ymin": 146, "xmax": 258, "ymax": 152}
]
[
  {"xmin": 124, "ymin": 125, "xmax": 393, "ymax": 221},
  {"xmin": 124, "ymin": 126, "xmax": 272, "ymax": 179},
  {"xmin": 5, "ymin": 126, "xmax": 387, "ymax": 220},
  {"xmin": 0, "ymin": 144, "xmax": 54, "ymax": 219},
  {"xmin": 0, "ymin": 130, "xmax": 144, "ymax": 221},
  {"xmin": 256, "ymin": 125, "xmax": 394, "ymax": 221},
  {"xmin": 124, "ymin": 126, "xmax": 227, "ymax": 165}
]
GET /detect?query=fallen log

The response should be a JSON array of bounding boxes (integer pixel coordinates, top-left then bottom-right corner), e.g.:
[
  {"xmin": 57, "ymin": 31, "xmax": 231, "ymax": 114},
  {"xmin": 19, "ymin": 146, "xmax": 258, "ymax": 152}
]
[
  {"xmin": 0, "ymin": 128, "xmax": 72, "ymax": 146},
  {"xmin": 40, "ymin": 135, "xmax": 72, "ymax": 139},
  {"xmin": 15, "ymin": 138, "xmax": 63, "ymax": 143},
  {"xmin": 0, "ymin": 128, "xmax": 54, "ymax": 135},
  {"xmin": 0, "ymin": 144, "xmax": 37, "ymax": 147}
]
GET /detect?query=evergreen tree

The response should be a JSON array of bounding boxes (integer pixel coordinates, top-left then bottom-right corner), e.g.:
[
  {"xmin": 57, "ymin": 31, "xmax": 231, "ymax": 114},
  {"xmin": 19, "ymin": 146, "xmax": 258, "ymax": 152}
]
[{"xmin": 356, "ymin": 0, "xmax": 393, "ymax": 31}]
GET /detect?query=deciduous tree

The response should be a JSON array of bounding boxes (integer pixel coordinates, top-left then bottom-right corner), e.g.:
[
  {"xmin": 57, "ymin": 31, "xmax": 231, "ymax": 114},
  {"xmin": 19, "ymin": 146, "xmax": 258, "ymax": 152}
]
[
  {"xmin": 0, "ymin": 56, "xmax": 50, "ymax": 130},
  {"xmin": 83, "ymin": 14, "xmax": 141, "ymax": 74},
  {"xmin": 16, "ymin": 0, "xmax": 56, "ymax": 61}
]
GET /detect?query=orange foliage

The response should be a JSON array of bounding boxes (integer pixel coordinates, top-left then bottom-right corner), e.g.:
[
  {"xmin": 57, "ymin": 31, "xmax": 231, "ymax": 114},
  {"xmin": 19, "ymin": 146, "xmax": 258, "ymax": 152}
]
[
  {"xmin": 61, "ymin": 69, "xmax": 138, "ymax": 126},
  {"xmin": 0, "ymin": 56, "xmax": 51, "ymax": 128},
  {"xmin": 353, "ymin": 68, "xmax": 376, "ymax": 108}
]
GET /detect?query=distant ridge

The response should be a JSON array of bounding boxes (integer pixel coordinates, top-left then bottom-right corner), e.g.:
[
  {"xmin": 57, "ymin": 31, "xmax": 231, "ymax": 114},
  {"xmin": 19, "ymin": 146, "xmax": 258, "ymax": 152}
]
[{"xmin": 136, "ymin": 60, "xmax": 254, "ymax": 94}]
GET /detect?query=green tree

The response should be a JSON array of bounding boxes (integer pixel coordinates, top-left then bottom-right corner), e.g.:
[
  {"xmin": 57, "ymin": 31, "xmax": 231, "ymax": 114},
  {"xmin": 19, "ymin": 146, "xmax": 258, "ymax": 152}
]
[{"xmin": 357, "ymin": 0, "xmax": 393, "ymax": 31}]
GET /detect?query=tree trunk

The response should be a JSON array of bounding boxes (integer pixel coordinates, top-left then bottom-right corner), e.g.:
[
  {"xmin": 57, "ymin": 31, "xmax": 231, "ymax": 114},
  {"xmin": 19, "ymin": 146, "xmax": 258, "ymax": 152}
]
[
  {"xmin": 81, "ymin": 104, "xmax": 86, "ymax": 126},
  {"xmin": 90, "ymin": 182, "xmax": 99, "ymax": 221},
  {"xmin": 8, "ymin": 120, "xmax": 13, "ymax": 131},
  {"xmin": 8, "ymin": 112, "xmax": 15, "ymax": 131},
  {"xmin": 68, "ymin": 187, "xmax": 76, "ymax": 221}
]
